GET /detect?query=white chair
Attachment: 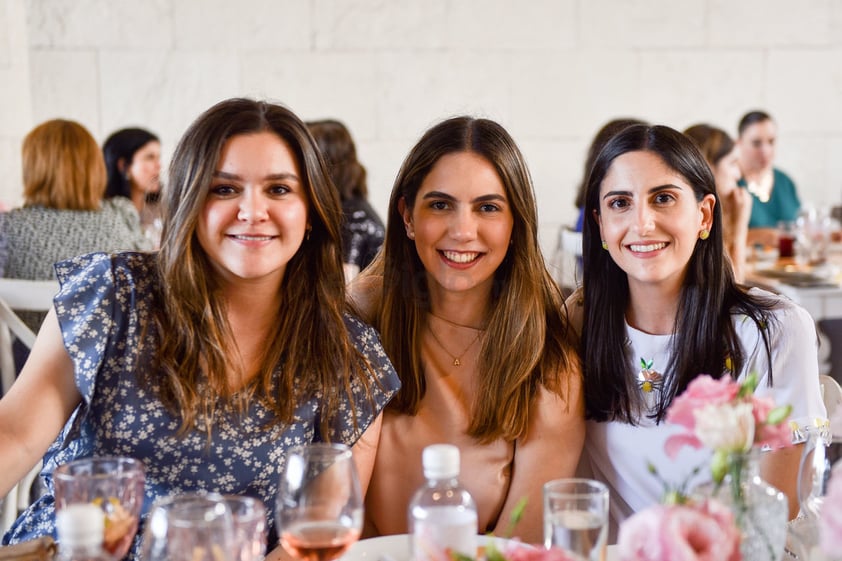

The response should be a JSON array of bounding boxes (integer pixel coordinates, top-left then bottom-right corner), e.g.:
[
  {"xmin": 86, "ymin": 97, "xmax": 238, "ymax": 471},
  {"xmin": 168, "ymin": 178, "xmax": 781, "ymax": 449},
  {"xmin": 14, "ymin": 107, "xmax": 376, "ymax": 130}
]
[
  {"xmin": 820, "ymin": 374, "xmax": 842, "ymax": 440},
  {"xmin": 0, "ymin": 279, "xmax": 57, "ymax": 535},
  {"xmin": 550, "ymin": 227, "xmax": 583, "ymax": 294}
]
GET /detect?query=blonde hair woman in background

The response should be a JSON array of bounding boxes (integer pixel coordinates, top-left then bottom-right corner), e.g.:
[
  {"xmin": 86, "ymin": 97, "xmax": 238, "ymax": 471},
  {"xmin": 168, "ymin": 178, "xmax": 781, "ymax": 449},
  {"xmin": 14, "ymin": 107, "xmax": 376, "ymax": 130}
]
[{"xmin": 0, "ymin": 119, "xmax": 150, "ymax": 333}]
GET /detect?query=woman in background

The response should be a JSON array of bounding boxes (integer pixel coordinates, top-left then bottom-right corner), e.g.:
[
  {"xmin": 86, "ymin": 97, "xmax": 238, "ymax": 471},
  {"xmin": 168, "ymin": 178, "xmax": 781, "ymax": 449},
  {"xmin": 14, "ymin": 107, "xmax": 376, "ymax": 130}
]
[
  {"xmin": 103, "ymin": 127, "xmax": 164, "ymax": 245},
  {"xmin": 352, "ymin": 116, "xmax": 584, "ymax": 542},
  {"xmin": 684, "ymin": 123, "xmax": 752, "ymax": 282},
  {"xmin": 307, "ymin": 119, "xmax": 384, "ymax": 280},
  {"xmin": 569, "ymin": 124, "xmax": 824, "ymax": 539},
  {"xmin": 736, "ymin": 110, "xmax": 800, "ymax": 247},
  {"xmin": 0, "ymin": 99, "xmax": 399, "ymax": 560},
  {"xmin": 1, "ymin": 119, "xmax": 151, "ymax": 333}
]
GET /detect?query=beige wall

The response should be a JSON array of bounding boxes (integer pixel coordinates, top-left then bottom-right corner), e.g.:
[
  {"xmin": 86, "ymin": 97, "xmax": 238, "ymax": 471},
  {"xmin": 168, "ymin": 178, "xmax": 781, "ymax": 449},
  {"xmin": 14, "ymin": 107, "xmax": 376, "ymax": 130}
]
[{"xmin": 2, "ymin": 0, "xmax": 841, "ymax": 252}]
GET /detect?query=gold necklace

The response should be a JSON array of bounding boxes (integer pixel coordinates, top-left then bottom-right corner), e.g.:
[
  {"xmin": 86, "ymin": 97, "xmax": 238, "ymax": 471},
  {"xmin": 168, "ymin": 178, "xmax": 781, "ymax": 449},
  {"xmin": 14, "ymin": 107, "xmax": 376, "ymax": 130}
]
[{"xmin": 427, "ymin": 325, "xmax": 483, "ymax": 367}]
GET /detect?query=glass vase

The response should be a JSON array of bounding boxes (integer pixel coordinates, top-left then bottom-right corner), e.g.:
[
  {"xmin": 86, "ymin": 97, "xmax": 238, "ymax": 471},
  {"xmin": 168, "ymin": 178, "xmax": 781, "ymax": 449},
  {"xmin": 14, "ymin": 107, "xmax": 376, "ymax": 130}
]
[{"xmin": 699, "ymin": 449, "xmax": 788, "ymax": 561}]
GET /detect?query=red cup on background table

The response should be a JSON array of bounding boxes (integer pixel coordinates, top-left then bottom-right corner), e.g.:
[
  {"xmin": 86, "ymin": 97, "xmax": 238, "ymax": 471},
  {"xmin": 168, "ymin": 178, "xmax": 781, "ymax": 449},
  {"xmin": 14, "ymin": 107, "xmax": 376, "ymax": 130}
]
[{"xmin": 778, "ymin": 221, "xmax": 797, "ymax": 259}]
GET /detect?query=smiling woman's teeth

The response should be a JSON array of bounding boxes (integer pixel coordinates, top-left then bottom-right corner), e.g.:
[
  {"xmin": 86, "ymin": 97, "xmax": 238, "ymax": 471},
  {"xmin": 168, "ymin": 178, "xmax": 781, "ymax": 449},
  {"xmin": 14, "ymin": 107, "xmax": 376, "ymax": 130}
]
[
  {"xmin": 233, "ymin": 235, "xmax": 272, "ymax": 241},
  {"xmin": 443, "ymin": 251, "xmax": 479, "ymax": 263},
  {"xmin": 629, "ymin": 242, "xmax": 666, "ymax": 252}
]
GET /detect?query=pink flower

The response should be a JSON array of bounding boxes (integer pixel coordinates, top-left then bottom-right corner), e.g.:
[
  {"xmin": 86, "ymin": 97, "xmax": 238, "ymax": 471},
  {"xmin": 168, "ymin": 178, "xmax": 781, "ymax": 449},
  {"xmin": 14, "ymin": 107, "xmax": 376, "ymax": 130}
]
[
  {"xmin": 618, "ymin": 501, "xmax": 740, "ymax": 561},
  {"xmin": 820, "ymin": 463, "xmax": 842, "ymax": 554},
  {"xmin": 666, "ymin": 376, "xmax": 740, "ymax": 431}
]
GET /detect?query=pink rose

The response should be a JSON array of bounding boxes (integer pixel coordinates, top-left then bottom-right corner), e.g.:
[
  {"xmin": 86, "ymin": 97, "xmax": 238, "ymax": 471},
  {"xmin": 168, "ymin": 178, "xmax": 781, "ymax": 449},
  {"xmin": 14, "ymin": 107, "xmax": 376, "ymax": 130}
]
[
  {"xmin": 820, "ymin": 463, "xmax": 842, "ymax": 554},
  {"xmin": 618, "ymin": 501, "xmax": 740, "ymax": 561},
  {"xmin": 666, "ymin": 375, "xmax": 740, "ymax": 431}
]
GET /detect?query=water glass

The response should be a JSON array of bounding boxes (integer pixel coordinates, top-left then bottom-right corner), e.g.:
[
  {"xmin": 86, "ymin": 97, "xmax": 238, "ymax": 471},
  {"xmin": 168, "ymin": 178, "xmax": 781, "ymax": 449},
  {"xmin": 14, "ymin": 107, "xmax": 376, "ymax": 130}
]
[
  {"xmin": 140, "ymin": 492, "xmax": 234, "ymax": 561},
  {"xmin": 223, "ymin": 495, "xmax": 268, "ymax": 561},
  {"xmin": 543, "ymin": 478, "xmax": 608, "ymax": 561},
  {"xmin": 53, "ymin": 456, "xmax": 146, "ymax": 559}
]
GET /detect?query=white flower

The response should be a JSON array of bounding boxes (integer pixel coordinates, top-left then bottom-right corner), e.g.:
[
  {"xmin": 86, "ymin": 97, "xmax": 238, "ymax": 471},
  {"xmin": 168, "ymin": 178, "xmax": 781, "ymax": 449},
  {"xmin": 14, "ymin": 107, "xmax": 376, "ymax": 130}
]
[{"xmin": 693, "ymin": 402, "xmax": 755, "ymax": 453}]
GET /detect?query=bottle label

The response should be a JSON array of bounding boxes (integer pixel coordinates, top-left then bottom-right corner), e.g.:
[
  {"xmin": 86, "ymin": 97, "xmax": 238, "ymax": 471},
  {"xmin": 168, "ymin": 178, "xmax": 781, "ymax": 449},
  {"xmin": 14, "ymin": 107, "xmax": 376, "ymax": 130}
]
[{"xmin": 411, "ymin": 506, "xmax": 477, "ymax": 561}]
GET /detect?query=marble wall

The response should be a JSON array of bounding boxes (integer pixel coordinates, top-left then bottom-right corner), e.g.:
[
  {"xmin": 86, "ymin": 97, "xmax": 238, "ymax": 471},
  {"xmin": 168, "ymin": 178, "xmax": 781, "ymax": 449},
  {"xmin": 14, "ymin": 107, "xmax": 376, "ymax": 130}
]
[{"xmin": 2, "ymin": 0, "xmax": 842, "ymax": 251}]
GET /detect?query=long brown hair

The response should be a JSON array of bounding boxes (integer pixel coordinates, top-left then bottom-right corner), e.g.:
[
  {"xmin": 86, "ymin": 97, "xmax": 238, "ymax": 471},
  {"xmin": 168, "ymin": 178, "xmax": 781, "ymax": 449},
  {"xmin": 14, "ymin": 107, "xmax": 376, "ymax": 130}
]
[
  {"xmin": 22, "ymin": 119, "xmax": 106, "ymax": 210},
  {"xmin": 151, "ymin": 98, "xmax": 371, "ymax": 437},
  {"xmin": 375, "ymin": 116, "xmax": 579, "ymax": 443}
]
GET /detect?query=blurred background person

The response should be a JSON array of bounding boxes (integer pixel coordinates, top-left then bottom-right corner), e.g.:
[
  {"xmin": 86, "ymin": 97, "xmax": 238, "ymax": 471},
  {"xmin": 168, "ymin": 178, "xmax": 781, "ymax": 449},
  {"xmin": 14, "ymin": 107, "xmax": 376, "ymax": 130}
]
[
  {"xmin": 736, "ymin": 110, "xmax": 800, "ymax": 248},
  {"xmin": 307, "ymin": 119, "xmax": 384, "ymax": 280},
  {"xmin": 1, "ymin": 119, "xmax": 151, "ymax": 338},
  {"xmin": 103, "ymin": 127, "xmax": 163, "ymax": 246},
  {"xmin": 685, "ymin": 123, "xmax": 752, "ymax": 282}
]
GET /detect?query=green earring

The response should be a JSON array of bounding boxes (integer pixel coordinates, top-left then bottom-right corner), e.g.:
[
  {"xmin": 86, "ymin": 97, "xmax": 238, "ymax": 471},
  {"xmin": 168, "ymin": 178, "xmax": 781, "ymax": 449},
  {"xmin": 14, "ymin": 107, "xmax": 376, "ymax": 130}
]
[{"xmin": 601, "ymin": 240, "xmax": 608, "ymax": 250}]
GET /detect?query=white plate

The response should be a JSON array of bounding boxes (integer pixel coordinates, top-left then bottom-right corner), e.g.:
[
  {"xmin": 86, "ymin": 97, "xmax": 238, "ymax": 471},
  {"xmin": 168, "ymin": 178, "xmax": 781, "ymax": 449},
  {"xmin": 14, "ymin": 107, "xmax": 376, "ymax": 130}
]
[
  {"xmin": 342, "ymin": 534, "xmax": 521, "ymax": 561},
  {"xmin": 342, "ymin": 535, "xmax": 618, "ymax": 561}
]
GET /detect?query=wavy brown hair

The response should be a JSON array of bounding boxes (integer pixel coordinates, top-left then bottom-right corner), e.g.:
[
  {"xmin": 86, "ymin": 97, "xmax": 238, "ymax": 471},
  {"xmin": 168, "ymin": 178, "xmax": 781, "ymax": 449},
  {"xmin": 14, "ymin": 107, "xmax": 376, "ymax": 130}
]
[
  {"xmin": 373, "ymin": 116, "xmax": 580, "ymax": 443},
  {"xmin": 22, "ymin": 119, "xmax": 106, "ymax": 210},
  {"xmin": 150, "ymin": 98, "xmax": 371, "ymax": 437},
  {"xmin": 306, "ymin": 119, "xmax": 368, "ymax": 201}
]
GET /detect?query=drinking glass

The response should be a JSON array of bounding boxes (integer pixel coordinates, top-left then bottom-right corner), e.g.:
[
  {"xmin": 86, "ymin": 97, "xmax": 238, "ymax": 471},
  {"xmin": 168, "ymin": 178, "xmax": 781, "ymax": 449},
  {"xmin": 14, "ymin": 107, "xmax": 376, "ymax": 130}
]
[
  {"xmin": 543, "ymin": 478, "xmax": 608, "ymax": 561},
  {"xmin": 223, "ymin": 495, "xmax": 268, "ymax": 561},
  {"xmin": 797, "ymin": 425, "xmax": 834, "ymax": 519},
  {"xmin": 276, "ymin": 443, "xmax": 363, "ymax": 561},
  {"xmin": 140, "ymin": 492, "xmax": 234, "ymax": 561},
  {"xmin": 53, "ymin": 456, "xmax": 145, "ymax": 559}
]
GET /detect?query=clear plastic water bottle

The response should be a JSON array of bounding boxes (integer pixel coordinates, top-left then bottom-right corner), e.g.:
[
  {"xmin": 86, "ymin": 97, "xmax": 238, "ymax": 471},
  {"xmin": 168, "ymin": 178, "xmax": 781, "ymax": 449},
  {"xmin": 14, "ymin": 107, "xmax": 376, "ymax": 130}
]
[
  {"xmin": 55, "ymin": 503, "xmax": 114, "ymax": 561},
  {"xmin": 408, "ymin": 444, "xmax": 478, "ymax": 561}
]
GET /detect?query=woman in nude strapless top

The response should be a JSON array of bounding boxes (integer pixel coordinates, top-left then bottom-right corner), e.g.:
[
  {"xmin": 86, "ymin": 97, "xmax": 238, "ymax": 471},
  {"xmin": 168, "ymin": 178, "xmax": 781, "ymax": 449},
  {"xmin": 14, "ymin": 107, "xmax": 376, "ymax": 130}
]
[{"xmin": 349, "ymin": 116, "xmax": 585, "ymax": 543}]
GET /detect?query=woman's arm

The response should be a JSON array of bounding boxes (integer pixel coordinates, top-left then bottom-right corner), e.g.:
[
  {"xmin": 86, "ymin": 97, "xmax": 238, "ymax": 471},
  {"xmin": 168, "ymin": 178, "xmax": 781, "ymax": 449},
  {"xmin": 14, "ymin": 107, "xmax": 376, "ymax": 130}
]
[
  {"xmin": 761, "ymin": 444, "xmax": 802, "ymax": 519},
  {"xmin": 492, "ymin": 376, "xmax": 586, "ymax": 543},
  {"xmin": 351, "ymin": 412, "xmax": 383, "ymax": 496},
  {"xmin": 0, "ymin": 308, "xmax": 81, "ymax": 496}
]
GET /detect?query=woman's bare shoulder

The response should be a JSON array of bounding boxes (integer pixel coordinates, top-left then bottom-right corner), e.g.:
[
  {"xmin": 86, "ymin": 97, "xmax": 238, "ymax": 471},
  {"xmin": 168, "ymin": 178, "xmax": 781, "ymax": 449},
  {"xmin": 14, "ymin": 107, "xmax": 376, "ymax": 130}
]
[
  {"xmin": 563, "ymin": 287, "xmax": 584, "ymax": 336},
  {"xmin": 347, "ymin": 273, "xmax": 383, "ymax": 325}
]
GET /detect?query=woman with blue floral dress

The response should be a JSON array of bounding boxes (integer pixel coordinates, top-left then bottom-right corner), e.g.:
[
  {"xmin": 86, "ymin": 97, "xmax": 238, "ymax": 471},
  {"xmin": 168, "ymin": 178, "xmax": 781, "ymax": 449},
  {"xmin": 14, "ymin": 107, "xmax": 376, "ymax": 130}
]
[{"xmin": 0, "ymin": 98, "xmax": 400, "ymax": 560}]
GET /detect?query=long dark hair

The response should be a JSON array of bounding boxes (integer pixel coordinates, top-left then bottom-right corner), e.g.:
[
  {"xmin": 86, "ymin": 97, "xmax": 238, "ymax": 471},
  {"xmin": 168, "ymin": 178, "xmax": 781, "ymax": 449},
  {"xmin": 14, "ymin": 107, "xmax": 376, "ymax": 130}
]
[
  {"xmin": 376, "ymin": 116, "xmax": 579, "ymax": 442},
  {"xmin": 581, "ymin": 124, "xmax": 776, "ymax": 423}
]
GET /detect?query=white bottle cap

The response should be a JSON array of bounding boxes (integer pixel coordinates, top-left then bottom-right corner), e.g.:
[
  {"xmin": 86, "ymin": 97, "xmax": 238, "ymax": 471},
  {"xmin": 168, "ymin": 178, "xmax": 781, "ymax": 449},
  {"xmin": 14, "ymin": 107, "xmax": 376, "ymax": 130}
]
[
  {"xmin": 56, "ymin": 503, "xmax": 105, "ymax": 548},
  {"xmin": 422, "ymin": 444, "xmax": 460, "ymax": 479}
]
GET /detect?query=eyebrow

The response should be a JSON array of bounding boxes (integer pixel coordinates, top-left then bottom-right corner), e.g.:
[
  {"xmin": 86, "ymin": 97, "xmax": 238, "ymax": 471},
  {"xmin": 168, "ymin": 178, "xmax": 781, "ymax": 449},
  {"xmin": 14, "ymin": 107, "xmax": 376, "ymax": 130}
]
[
  {"xmin": 602, "ymin": 184, "xmax": 683, "ymax": 200},
  {"xmin": 422, "ymin": 190, "xmax": 508, "ymax": 204},
  {"xmin": 212, "ymin": 170, "xmax": 300, "ymax": 182}
]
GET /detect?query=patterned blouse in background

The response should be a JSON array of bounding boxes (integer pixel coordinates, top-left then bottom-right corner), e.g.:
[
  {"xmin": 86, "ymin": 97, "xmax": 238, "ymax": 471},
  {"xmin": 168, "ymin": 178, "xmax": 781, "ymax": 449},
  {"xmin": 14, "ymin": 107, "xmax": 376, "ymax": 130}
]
[
  {"xmin": 0, "ymin": 197, "xmax": 152, "ymax": 331},
  {"xmin": 2, "ymin": 252, "xmax": 400, "ymax": 560}
]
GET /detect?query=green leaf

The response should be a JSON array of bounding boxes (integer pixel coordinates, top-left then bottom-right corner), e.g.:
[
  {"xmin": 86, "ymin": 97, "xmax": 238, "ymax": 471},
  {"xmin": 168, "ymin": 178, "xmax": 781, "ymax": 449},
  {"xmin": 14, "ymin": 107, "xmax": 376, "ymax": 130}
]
[
  {"xmin": 711, "ymin": 449, "xmax": 729, "ymax": 484},
  {"xmin": 766, "ymin": 404, "xmax": 792, "ymax": 426},
  {"xmin": 739, "ymin": 372, "xmax": 759, "ymax": 397},
  {"xmin": 451, "ymin": 552, "xmax": 476, "ymax": 561}
]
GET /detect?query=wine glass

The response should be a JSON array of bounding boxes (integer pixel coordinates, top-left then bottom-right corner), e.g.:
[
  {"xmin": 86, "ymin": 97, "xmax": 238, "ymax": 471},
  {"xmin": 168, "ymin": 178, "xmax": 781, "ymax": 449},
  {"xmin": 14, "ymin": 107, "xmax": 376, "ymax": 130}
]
[
  {"xmin": 53, "ymin": 456, "xmax": 146, "ymax": 559},
  {"xmin": 140, "ymin": 492, "xmax": 235, "ymax": 561},
  {"xmin": 276, "ymin": 443, "xmax": 363, "ymax": 561},
  {"xmin": 797, "ymin": 424, "xmax": 833, "ymax": 519}
]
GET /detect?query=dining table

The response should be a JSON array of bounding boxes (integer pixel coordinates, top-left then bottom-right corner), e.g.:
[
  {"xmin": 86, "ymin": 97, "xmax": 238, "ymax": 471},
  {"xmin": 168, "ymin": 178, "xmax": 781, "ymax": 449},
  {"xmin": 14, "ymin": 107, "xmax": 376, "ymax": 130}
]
[{"xmin": 340, "ymin": 534, "xmax": 619, "ymax": 561}]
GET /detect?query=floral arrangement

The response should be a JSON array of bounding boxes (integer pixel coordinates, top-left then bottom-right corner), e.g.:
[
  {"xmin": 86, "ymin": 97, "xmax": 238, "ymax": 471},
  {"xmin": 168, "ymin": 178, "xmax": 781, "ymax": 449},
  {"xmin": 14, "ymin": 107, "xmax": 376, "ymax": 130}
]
[
  {"xmin": 618, "ymin": 498, "xmax": 740, "ymax": 561},
  {"xmin": 617, "ymin": 373, "xmax": 794, "ymax": 561},
  {"xmin": 663, "ymin": 373, "xmax": 792, "ymax": 482}
]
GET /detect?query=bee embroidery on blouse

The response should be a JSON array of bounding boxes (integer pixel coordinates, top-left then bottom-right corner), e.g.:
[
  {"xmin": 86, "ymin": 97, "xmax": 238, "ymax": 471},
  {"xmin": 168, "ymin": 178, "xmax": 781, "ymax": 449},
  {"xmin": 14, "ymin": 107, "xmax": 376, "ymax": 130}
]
[{"xmin": 637, "ymin": 357, "xmax": 663, "ymax": 393}]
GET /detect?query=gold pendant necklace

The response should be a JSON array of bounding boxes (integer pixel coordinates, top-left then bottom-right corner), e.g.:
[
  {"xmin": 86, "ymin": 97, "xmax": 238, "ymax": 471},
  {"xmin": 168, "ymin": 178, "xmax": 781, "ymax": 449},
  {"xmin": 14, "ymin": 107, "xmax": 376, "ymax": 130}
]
[{"xmin": 427, "ymin": 325, "xmax": 483, "ymax": 367}]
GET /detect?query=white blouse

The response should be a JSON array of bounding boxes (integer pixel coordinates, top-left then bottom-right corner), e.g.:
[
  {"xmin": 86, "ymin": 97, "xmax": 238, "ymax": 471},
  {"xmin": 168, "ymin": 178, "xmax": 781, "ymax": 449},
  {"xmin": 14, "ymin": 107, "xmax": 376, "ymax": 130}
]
[{"xmin": 582, "ymin": 288, "xmax": 827, "ymax": 540}]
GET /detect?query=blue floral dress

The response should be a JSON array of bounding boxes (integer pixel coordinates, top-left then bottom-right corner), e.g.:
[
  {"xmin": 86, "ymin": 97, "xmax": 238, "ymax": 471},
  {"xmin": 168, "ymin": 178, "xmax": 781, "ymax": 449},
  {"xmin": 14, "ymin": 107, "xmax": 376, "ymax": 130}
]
[{"xmin": 3, "ymin": 252, "xmax": 400, "ymax": 558}]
